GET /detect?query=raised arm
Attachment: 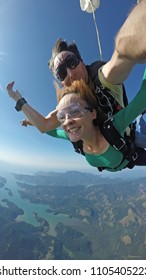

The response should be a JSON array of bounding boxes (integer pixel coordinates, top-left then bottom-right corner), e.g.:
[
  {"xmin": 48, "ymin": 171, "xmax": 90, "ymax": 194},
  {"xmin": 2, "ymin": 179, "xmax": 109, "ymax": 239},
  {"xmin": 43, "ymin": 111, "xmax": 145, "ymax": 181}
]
[
  {"xmin": 101, "ymin": 50, "xmax": 135, "ymax": 85},
  {"xmin": 6, "ymin": 82, "xmax": 59, "ymax": 132},
  {"xmin": 101, "ymin": 0, "xmax": 146, "ymax": 85},
  {"xmin": 115, "ymin": 0, "xmax": 146, "ymax": 62}
]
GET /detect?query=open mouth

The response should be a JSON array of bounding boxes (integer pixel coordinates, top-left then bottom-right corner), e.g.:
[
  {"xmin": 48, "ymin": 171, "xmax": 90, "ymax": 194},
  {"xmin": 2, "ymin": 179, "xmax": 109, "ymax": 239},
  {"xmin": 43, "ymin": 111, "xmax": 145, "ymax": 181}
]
[{"xmin": 68, "ymin": 127, "xmax": 81, "ymax": 134}]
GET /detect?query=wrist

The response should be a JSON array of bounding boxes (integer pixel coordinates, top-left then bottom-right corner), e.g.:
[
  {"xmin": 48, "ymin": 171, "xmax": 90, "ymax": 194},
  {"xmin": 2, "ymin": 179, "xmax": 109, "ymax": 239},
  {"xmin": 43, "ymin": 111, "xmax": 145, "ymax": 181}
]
[{"xmin": 15, "ymin": 98, "xmax": 27, "ymax": 112}]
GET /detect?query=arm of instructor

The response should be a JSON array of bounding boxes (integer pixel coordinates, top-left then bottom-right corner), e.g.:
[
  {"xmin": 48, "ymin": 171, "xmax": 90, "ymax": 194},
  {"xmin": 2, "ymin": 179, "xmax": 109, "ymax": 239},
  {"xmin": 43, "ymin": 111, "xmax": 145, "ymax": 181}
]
[
  {"xmin": 101, "ymin": 0, "xmax": 146, "ymax": 85},
  {"xmin": 115, "ymin": 0, "xmax": 146, "ymax": 62}
]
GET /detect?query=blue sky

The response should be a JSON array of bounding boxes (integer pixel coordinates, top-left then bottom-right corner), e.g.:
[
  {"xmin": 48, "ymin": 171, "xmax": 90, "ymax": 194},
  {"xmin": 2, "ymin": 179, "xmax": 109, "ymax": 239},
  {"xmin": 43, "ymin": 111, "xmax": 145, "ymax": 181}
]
[{"xmin": 0, "ymin": 0, "xmax": 145, "ymax": 175}]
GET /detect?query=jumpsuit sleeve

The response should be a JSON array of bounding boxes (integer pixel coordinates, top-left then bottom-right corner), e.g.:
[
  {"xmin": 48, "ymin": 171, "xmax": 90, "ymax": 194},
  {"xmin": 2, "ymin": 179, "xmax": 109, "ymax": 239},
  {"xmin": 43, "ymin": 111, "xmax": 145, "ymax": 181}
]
[{"xmin": 113, "ymin": 69, "xmax": 146, "ymax": 134}]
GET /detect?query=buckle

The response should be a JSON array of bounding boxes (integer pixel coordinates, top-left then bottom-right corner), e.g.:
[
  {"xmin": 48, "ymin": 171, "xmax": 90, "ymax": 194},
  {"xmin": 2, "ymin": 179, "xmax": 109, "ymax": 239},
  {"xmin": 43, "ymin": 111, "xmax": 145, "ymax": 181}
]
[
  {"xmin": 113, "ymin": 138, "xmax": 126, "ymax": 151},
  {"xmin": 132, "ymin": 152, "xmax": 138, "ymax": 161}
]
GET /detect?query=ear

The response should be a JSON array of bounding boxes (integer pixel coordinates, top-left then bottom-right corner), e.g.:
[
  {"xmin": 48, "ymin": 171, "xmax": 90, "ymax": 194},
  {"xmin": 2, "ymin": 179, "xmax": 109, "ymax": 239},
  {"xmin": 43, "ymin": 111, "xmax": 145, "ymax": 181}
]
[{"xmin": 92, "ymin": 109, "xmax": 97, "ymax": 120}]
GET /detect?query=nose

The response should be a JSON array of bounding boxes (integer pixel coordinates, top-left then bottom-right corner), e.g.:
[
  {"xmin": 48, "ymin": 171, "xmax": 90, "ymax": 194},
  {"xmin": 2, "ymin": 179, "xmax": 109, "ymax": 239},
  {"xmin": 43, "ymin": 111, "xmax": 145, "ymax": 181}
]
[
  {"xmin": 66, "ymin": 68, "xmax": 73, "ymax": 78},
  {"xmin": 65, "ymin": 69, "xmax": 75, "ymax": 86},
  {"xmin": 63, "ymin": 114, "xmax": 74, "ymax": 125},
  {"xmin": 65, "ymin": 113, "xmax": 72, "ymax": 121},
  {"xmin": 63, "ymin": 68, "xmax": 74, "ymax": 86}
]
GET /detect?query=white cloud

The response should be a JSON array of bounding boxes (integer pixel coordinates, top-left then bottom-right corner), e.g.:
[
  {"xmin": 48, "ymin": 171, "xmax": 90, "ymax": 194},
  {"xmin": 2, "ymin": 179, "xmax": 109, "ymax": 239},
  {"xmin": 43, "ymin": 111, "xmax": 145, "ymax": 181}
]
[
  {"xmin": 0, "ymin": 52, "xmax": 7, "ymax": 55},
  {"xmin": 0, "ymin": 52, "xmax": 8, "ymax": 60},
  {"xmin": 0, "ymin": 148, "xmax": 89, "ymax": 172}
]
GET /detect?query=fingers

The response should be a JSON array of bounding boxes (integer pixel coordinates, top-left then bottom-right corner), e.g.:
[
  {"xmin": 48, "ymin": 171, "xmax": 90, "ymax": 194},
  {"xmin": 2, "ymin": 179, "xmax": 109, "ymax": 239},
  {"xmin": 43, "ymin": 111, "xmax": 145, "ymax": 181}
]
[
  {"xmin": 20, "ymin": 119, "xmax": 32, "ymax": 127},
  {"xmin": 6, "ymin": 82, "xmax": 22, "ymax": 101},
  {"xmin": 20, "ymin": 119, "xmax": 28, "ymax": 127},
  {"xmin": 6, "ymin": 81, "xmax": 15, "ymax": 90}
]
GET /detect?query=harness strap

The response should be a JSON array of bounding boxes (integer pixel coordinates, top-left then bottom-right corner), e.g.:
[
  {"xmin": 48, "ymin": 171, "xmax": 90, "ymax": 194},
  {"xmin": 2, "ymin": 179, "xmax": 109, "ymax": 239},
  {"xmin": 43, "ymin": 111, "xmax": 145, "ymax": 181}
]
[
  {"xmin": 72, "ymin": 141, "xmax": 85, "ymax": 156},
  {"xmin": 94, "ymin": 81, "xmax": 124, "ymax": 117},
  {"xmin": 100, "ymin": 118, "xmax": 128, "ymax": 155},
  {"xmin": 99, "ymin": 118, "xmax": 138, "ymax": 171}
]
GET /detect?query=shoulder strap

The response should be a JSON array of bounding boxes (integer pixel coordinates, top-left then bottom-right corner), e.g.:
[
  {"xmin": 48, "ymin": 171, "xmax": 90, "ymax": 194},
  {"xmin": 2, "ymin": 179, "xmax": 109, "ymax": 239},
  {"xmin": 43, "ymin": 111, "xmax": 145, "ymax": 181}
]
[
  {"xmin": 99, "ymin": 118, "xmax": 138, "ymax": 169},
  {"xmin": 87, "ymin": 60, "xmax": 128, "ymax": 116},
  {"xmin": 99, "ymin": 118, "xmax": 128, "ymax": 154},
  {"xmin": 72, "ymin": 141, "xmax": 85, "ymax": 156}
]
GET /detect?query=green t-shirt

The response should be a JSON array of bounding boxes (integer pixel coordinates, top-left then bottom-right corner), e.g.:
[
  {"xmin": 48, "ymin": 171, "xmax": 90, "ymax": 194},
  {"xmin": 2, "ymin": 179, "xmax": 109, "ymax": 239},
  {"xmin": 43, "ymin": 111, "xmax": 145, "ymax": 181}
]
[{"xmin": 46, "ymin": 72, "xmax": 146, "ymax": 172}]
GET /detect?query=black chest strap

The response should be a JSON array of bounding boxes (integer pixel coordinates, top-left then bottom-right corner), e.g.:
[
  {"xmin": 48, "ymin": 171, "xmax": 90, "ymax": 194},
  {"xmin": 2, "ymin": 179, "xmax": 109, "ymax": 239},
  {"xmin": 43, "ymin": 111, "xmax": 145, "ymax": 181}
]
[{"xmin": 99, "ymin": 118, "xmax": 138, "ymax": 170}]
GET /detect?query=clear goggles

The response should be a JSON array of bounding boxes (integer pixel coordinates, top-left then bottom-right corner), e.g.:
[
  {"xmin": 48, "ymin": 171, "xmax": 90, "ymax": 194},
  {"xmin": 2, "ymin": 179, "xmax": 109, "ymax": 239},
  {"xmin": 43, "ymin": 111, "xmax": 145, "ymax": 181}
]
[
  {"xmin": 56, "ymin": 102, "xmax": 91, "ymax": 124},
  {"xmin": 55, "ymin": 54, "xmax": 80, "ymax": 82}
]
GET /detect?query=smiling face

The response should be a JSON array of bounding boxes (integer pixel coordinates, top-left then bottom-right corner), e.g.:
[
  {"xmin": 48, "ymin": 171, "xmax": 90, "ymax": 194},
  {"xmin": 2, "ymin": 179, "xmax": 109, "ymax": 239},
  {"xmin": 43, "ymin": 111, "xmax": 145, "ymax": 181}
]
[
  {"xmin": 56, "ymin": 93, "xmax": 97, "ymax": 142},
  {"xmin": 53, "ymin": 51, "xmax": 88, "ymax": 86}
]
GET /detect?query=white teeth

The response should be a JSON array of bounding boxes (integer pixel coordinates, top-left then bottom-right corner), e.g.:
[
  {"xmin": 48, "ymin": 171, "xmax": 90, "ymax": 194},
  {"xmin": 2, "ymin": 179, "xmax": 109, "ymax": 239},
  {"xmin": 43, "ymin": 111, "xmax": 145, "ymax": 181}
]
[{"xmin": 68, "ymin": 127, "xmax": 79, "ymax": 133}]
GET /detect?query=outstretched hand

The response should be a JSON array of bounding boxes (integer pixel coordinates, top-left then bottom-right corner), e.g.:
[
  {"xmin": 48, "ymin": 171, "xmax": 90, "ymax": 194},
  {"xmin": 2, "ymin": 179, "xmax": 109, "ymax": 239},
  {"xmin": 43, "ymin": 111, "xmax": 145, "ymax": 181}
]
[
  {"xmin": 20, "ymin": 119, "xmax": 33, "ymax": 127},
  {"xmin": 6, "ymin": 81, "xmax": 22, "ymax": 102}
]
